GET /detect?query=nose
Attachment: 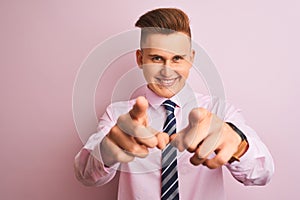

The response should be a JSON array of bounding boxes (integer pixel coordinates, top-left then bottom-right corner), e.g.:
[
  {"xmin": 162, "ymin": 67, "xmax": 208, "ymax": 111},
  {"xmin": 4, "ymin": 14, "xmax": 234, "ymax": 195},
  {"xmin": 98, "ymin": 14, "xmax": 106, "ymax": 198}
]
[
  {"xmin": 160, "ymin": 60, "xmax": 175, "ymax": 77},
  {"xmin": 160, "ymin": 65, "xmax": 174, "ymax": 77}
]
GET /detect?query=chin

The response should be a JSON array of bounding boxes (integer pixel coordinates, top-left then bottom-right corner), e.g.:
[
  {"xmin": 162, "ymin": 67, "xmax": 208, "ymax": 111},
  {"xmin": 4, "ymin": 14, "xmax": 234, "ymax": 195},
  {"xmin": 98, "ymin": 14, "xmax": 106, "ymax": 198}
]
[
  {"xmin": 148, "ymin": 84, "xmax": 181, "ymax": 98},
  {"xmin": 156, "ymin": 88, "xmax": 178, "ymax": 98},
  {"xmin": 160, "ymin": 93, "xmax": 174, "ymax": 98}
]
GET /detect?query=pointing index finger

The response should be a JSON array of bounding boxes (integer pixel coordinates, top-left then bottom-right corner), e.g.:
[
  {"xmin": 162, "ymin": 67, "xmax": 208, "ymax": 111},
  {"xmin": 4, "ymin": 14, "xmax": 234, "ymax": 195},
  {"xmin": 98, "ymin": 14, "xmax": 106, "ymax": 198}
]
[{"xmin": 129, "ymin": 96, "xmax": 148, "ymax": 123}]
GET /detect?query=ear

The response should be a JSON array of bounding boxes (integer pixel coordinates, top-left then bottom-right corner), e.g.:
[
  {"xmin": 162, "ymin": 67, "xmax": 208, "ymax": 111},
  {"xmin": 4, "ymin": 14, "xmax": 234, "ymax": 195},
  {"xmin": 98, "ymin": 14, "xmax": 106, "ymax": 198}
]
[
  {"xmin": 136, "ymin": 49, "xmax": 143, "ymax": 69},
  {"xmin": 190, "ymin": 49, "xmax": 195, "ymax": 63},
  {"xmin": 187, "ymin": 49, "xmax": 195, "ymax": 69}
]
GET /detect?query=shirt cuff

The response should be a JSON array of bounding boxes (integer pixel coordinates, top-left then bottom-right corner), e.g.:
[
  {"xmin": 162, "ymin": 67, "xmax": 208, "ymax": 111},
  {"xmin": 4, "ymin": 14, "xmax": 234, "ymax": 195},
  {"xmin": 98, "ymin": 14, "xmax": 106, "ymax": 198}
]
[{"xmin": 84, "ymin": 129, "xmax": 119, "ymax": 174}]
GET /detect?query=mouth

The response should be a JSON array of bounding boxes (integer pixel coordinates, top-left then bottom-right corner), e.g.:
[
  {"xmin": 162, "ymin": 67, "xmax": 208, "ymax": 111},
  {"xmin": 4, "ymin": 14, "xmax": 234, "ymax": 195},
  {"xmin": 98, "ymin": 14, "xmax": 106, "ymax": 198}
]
[{"xmin": 155, "ymin": 77, "xmax": 179, "ymax": 87}]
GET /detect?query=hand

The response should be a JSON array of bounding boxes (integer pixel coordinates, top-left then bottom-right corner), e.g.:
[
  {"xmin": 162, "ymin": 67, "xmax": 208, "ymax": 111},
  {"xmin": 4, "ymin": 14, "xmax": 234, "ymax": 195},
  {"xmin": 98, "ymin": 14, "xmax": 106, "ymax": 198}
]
[
  {"xmin": 170, "ymin": 108, "xmax": 242, "ymax": 169},
  {"xmin": 100, "ymin": 96, "xmax": 169, "ymax": 167}
]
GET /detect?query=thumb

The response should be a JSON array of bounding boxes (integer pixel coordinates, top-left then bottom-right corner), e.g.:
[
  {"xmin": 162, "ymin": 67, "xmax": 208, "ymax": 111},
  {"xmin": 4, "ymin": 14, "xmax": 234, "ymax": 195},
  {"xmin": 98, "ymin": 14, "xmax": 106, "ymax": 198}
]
[
  {"xmin": 129, "ymin": 96, "xmax": 148, "ymax": 123},
  {"xmin": 170, "ymin": 131, "xmax": 186, "ymax": 152}
]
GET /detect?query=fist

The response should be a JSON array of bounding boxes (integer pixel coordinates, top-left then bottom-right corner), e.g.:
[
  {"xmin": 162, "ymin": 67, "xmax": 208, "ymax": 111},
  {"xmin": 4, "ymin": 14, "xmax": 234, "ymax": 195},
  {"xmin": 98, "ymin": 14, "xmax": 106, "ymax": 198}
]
[
  {"xmin": 100, "ymin": 96, "xmax": 169, "ymax": 167},
  {"xmin": 171, "ymin": 108, "xmax": 242, "ymax": 169}
]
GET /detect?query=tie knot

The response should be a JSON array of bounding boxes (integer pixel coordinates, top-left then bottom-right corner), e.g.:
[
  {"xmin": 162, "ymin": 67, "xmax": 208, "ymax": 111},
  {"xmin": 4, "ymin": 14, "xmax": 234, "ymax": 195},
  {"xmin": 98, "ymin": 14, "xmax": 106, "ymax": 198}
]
[{"xmin": 162, "ymin": 100, "xmax": 176, "ymax": 113}]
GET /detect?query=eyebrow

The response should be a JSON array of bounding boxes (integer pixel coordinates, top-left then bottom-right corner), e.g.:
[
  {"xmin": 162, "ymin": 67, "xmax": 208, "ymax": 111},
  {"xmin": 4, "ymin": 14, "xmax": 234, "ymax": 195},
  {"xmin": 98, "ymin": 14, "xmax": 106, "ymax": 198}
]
[
  {"xmin": 148, "ymin": 54, "xmax": 187, "ymax": 58},
  {"xmin": 148, "ymin": 54, "xmax": 163, "ymax": 57}
]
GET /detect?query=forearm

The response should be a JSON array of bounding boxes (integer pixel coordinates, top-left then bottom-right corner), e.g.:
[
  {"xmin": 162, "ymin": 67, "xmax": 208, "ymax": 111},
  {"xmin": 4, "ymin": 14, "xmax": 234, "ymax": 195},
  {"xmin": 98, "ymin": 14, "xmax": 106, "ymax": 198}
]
[
  {"xmin": 74, "ymin": 102, "xmax": 123, "ymax": 186},
  {"xmin": 74, "ymin": 133, "xmax": 118, "ymax": 186}
]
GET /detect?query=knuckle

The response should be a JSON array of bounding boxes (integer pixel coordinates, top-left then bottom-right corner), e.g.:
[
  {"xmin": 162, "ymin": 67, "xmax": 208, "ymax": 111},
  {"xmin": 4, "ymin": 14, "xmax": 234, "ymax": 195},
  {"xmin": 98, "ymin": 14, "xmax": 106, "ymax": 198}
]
[
  {"xmin": 190, "ymin": 156, "xmax": 202, "ymax": 166},
  {"xmin": 206, "ymin": 163, "xmax": 217, "ymax": 169},
  {"xmin": 115, "ymin": 152, "xmax": 133, "ymax": 163},
  {"xmin": 187, "ymin": 147, "xmax": 195, "ymax": 153},
  {"xmin": 126, "ymin": 157, "xmax": 135, "ymax": 162},
  {"xmin": 182, "ymin": 137, "xmax": 192, "ymax": 149},
  {"xmin": 108, "ymin": 127, "xmax": 119, "ymax": 140},
  {"xmin": 127, "ymin": 144, "xmax": 141, "ymax": 155},
  {"xmin": 114, "ymin": 151, "xmax": 123, "ymax": 161},
  {"xmin": 147, "ymin": 138, "xmax": 158, "ymax": 148},
  {"xmin": 117, "ymin": 114, "xmax": 127, "ymax": 124},
  {"xmin": 203, "ymin": 159, "xmax": 217, "ymax": 169},
  {"xmin": 215, "ymin": 156, "xmax": 227, "ymax": 166},
  {"xmin": 183, "ymin": 134, "xmax": 198, "ymax": 151},
  {"xmin": 110, "ymin": 125, "xmax": 119, "ymax": 134}
]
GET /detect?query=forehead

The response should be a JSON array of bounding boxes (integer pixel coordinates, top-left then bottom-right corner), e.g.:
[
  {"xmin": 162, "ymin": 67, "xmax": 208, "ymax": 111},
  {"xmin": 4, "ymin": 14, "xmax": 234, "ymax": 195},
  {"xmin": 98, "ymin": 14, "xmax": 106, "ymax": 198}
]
[{"xmin": 141, "ymin": 32, "xmax": 191, "ymax": 55}]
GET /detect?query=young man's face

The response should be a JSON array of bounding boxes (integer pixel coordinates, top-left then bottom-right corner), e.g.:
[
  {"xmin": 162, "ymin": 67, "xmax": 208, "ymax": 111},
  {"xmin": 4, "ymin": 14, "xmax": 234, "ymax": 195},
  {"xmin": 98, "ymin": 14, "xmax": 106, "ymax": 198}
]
[{"xmin": 136, "ymin": 32, "xmax": 195, "ymax": 98}]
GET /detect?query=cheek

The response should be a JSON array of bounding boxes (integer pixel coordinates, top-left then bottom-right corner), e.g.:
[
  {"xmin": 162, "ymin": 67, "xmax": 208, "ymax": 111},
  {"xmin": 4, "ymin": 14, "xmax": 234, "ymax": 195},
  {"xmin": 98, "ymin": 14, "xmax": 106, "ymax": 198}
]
[
  {"xmin": 142, "ymin": 65, "xmax": 160, "ymax": 78},
  {"xmin": 142, "ymin": 68, "xmax": 155, "ymax": 83},
  {"xmin": 177, "ymin": 66, "xmax": 191, "ymax": 79}
]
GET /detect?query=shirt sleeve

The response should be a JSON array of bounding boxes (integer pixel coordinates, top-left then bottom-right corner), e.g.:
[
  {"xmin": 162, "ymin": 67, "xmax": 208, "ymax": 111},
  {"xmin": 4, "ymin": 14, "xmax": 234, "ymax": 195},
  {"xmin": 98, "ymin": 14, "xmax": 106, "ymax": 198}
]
[
  {"xmin": 74, "ymin": 104, "xmax": 120, "ymax": 186},
  {"xmin": 224, "ymin": 105, "xmax": 275, "ymax": 186}
]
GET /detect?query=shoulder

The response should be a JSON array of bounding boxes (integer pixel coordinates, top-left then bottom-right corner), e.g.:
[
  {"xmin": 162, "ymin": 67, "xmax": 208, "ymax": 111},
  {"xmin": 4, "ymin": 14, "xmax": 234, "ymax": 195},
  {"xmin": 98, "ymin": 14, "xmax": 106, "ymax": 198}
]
[
  {"xmin": 107, "ymin": 98, "xmax": 137, "ymax": 113},
  {"xmin": 193, "ymin": 93, "xmax": 244, "ymax": 121}
]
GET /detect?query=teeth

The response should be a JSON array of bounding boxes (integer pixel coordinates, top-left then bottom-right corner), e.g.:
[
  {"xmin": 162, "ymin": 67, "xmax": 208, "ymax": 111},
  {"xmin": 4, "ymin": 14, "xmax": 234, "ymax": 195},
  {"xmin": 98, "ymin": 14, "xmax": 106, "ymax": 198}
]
[
  {"xmin": 158, "ymin": 78, "xmax": 177, "ymax": 86},
  {"xmin": 162, "ymin": 79, "xmax": 173, "ymax": 84}
]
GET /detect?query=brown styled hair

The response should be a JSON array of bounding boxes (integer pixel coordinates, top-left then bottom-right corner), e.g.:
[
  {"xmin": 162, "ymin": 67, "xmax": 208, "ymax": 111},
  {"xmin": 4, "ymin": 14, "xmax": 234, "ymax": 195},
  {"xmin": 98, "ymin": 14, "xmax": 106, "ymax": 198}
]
[{"xmin": 135, "ymin": 8, "xmax": 191, "ymax": 40}]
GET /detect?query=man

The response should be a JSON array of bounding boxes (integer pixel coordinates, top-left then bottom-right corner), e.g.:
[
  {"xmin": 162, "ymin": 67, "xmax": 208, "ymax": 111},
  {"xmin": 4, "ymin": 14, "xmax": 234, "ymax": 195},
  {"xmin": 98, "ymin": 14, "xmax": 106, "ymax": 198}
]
[{"xmin": 74, "ymin": 8, "xmax": 274, "ymax": 200}]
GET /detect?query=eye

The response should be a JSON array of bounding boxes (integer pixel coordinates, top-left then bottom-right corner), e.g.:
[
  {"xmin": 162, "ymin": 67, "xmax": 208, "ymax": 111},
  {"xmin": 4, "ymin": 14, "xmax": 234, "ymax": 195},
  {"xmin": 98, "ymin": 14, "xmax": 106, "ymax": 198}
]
[
  {"xmin": 151, "ymin": 56, "xmax": 163, "ymax": 62},
  {"xmin": 173, "ymin": 55, "xmax": 183, "ymax": 62}
]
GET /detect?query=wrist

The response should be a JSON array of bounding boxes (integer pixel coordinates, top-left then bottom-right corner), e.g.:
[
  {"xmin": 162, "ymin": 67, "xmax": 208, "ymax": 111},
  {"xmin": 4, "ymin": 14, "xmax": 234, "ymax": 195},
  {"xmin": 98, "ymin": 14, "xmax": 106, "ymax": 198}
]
[
  {"xmin": 228, "ymin": 139, "xmax": 249, "ymax": 163},
  {"xmin": 226, "ymin": 122, "xmax": 249, "ymax": 163}
]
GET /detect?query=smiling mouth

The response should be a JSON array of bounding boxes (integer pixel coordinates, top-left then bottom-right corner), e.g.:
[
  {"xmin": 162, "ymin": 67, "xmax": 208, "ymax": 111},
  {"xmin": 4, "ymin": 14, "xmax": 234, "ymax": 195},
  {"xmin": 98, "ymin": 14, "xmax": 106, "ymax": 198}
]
[{"xmin": 156, "ymin": 77, "xmax": 179, "ymax": 87}]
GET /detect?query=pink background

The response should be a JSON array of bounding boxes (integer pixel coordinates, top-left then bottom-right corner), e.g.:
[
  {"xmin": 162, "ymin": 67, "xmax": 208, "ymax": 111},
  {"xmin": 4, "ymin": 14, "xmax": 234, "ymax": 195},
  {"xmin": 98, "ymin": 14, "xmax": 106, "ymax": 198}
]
[{"xmin": 1, "ymin": 0, "xmax": 299, "ymax": 199}]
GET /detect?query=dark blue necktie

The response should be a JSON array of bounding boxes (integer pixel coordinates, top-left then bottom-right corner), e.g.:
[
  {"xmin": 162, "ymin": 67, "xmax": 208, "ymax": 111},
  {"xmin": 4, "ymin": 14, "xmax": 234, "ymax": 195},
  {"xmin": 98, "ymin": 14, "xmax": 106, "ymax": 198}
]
[{"xmin": 161, "ymin": 100, "xmax": 179, "ymax": 200}]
